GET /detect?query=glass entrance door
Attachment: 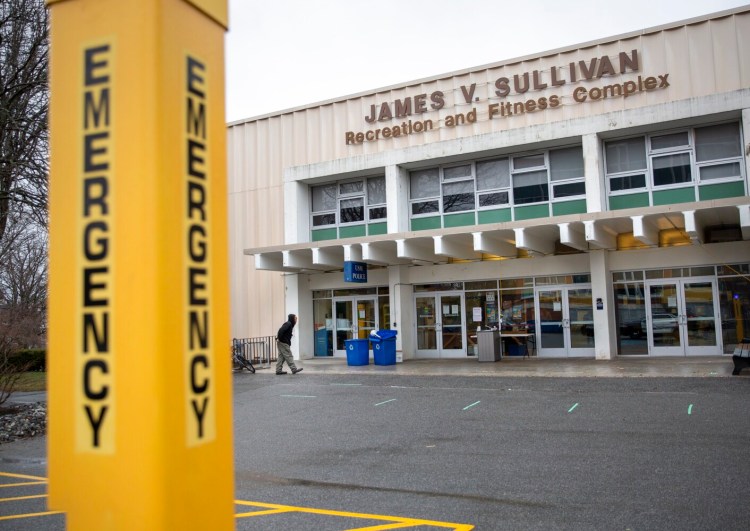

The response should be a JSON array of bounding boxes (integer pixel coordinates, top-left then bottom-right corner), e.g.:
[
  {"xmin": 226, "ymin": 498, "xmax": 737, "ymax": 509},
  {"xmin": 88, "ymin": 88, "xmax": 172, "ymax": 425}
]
[
  {"xmin": 333, "ymin": 297, "xmax": 377, "ymax": 357},
  {"xmin": 536, "ymin": 286, "xmax": 595, "ymax": 358},
  {"xmin": 415, "ymin": 293, "xmax": 465, "ymax": 358},
  {"xmin": 646, "ymin": 279, "xmax": 720, "ymax": 356}
]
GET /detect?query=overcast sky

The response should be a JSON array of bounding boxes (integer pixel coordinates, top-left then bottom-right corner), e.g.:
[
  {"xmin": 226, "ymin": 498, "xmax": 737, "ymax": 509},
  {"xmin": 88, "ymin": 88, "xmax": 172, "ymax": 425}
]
[{"xmin": 225, "ymin": 0, "xmax": 748, "ymax": 122}]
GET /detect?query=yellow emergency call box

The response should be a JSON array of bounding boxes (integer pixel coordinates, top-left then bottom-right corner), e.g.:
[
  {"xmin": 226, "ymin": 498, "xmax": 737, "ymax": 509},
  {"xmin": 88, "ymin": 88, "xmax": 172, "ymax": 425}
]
[{"xmin": 46, "ymin": 1, "xmax": 233, "ymax": 528}]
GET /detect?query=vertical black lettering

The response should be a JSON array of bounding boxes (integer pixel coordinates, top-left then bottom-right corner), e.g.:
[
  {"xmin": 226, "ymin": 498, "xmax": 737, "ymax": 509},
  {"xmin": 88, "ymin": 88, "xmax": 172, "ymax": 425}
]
[
  {"xmin": 83, "ymin": 313, "xmax": 109, "ymax": 352},
  {"xmin": 188, "ymin": 225, "xmax": 206, "ymax": 262},
  {"xmin": 187, "ymin": 181, "xmax": 206, "ymax": 221},
  {"xmin": 189, "ymin": 311, "xmax": 208, "ymax": 349},
  {"xmin": 84, "ymin": 221, "xmax": 109, "ymax": 260},
  {"xmin": 84, "ymin": 45, "xmax": 110, "ymax": 86},
  {"xmin": 188, "ymin": 268, "xmax": 207, "ymax": 305},
  {"xmin": 191, "ymin": 355, "xmax": 209, "ymax": 393},
  {"xmin": 83, "ymin": 267, "xmax": 109, "ymax": 307},
  {"xmin": 186, "ymin": 57, "xmax": 205, "ymax": 98},
  {"xmin": 84, "ymin": 359, "xmax": 109, "ymax": 400},
  {"xmin": 187, "ymin": 98, "xmax": 206, "ymax": 139},
  {"xmin": 83, "ymin": 177, "xmax": 109, "ymax": 216},
  {"xmin": 84, "ymin": 132, "xmax": 110, "ymax": 172},
  {"xmin": 187, "ymin": 140, "xmax": 206, "ymax": 179},
  {"xmin": 85, "ymin": 405, "xmax": 108, "ymax": 448},
  {"xmin": 84, "ymin": 88, "xmax": 110, "ymax": 129},
  {"xmin": 191, "ymin": 398, "xmax": 208, "ymax": 438}
]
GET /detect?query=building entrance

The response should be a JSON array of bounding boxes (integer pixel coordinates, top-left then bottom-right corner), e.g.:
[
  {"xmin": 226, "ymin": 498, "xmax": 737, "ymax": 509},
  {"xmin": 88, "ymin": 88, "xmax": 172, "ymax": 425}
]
[
  {"xmin": 645, "ymin": 278, "xmax": 721, "ymax": 355},
  {"xmin": 414, "ymin": 293, "xmax": 466, "ymax": 358},
  {"xmin": 535, "ymin": 286, "xmax": 595, "ymax": 358},
  {"xmin": 332, "ymin": 297, "xmax": 378, "ymax": 357}
]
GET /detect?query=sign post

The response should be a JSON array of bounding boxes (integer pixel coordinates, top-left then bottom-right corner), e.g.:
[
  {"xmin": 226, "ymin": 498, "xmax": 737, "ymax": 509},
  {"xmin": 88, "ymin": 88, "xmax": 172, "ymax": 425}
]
[{"xmin": 46, "ymin": 1, "xmax": 233, "ymax": 528}]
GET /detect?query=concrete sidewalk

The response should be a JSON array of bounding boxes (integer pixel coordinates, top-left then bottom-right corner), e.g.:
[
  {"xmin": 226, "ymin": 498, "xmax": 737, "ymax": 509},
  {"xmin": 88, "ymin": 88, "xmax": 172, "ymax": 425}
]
[
  {"xmin": 284, "ymin": 355, "xmax": 742, "ymax": 378},
  {"xmin": 6, "ymin": 356, "xmax": 744, "ymax": 407}
]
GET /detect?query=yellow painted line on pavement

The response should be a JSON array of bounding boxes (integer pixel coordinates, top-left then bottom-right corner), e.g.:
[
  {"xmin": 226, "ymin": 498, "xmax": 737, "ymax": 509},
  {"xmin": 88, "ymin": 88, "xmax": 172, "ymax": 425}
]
[
  {"xmin": 0, "ymin": 473, "xmax": 473, "ymax": 529},
  {"xmin": 0, "ymin": 494, "xmax": 48, "ymax": 502},
  {"xmin": 0, "ymin": 510, "xmax": 63, "ymax": 521},
  {"xmin": 0, "ymin": 481, "xmax": 46, "ymax": 488},
  {"xmin": 235, "ymin": 500, "xmax": 474, "ymax": 530},
  {"xmin": 235, "ymin": 506, "xmax": 297, "ymax": 517},
  {"xmin": 0, "ymin": 471, "xmax": 47, "ymax": 481},
  {"xmin": 345, "ymin": 522, "xmax": 422, "ymax": 530}
]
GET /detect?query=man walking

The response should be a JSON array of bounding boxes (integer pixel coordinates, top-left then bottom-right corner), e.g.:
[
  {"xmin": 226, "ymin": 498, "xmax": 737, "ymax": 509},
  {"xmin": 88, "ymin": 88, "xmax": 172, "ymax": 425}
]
[{"xmin": 276, "ymin": 313, "xmax": 303, "ymax": 375}]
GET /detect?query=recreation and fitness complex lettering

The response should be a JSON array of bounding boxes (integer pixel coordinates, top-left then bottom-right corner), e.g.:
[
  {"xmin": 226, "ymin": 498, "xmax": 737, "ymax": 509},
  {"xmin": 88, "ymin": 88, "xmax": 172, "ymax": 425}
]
[{"xmin": 346, "ymin": 49, "xmax": 671, "ymax": 145}]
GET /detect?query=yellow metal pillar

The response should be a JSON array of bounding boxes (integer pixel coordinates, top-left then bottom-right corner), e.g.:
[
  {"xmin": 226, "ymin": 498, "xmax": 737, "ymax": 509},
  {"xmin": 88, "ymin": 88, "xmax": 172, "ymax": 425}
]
[{"xmin": 46, "ymin": 1, "xmax": 233, "ymax": 529}]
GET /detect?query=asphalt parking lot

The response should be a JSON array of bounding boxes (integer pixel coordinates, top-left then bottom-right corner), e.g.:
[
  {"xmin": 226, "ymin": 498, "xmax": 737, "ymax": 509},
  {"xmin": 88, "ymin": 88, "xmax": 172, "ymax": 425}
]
[{"xmin": 2, "ymin": 359, "xmax": 750, "ymax": 530}]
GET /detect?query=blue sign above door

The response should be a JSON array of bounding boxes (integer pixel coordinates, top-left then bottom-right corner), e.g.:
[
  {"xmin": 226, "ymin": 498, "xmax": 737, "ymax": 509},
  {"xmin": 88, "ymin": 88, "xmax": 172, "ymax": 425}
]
[{"xmin": 344, "ymin": 261, "xmax": 367, "ymax": 283}]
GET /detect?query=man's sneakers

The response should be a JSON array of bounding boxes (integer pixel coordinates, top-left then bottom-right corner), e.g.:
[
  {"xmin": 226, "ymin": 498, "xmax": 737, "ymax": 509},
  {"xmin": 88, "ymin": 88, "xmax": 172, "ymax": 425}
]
[
  {"xmin": 292, "ymin": 368, "xmax": 304, "ymax": 375},
  {"xmin": 275, "ymin": 371, "xmax": 288, "ymax": 375}
]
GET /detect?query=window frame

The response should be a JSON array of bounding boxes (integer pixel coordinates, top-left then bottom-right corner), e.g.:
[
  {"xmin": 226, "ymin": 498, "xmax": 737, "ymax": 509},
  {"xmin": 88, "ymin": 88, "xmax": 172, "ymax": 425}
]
[
  {"xmin": 475, "ymin": 157, "xmax": 511, "ymax": 211},
  {"xmin": 310, "ymin": 183, "xmax": 338, "ymax": 229},
  {"xmin": 407, "ymin": 145, "xmax": 587, "ymax": 220},
  {"xmin": 511, "ymin": 152, "xmax": 550, "ymax": 206},
  {"xmin": 311, "ymin": 176, "xmax": 387, "ymax": 230},
  {"xmin": 604, "ymin": 121, "xmax": 746, "ymax": 196}
]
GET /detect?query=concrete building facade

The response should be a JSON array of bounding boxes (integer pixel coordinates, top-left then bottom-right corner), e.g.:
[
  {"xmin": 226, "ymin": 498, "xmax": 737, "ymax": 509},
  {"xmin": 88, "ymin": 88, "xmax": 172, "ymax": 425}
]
[{"xmin": 228, "ymin": 7, "xmax": 750, "ymax": 362}]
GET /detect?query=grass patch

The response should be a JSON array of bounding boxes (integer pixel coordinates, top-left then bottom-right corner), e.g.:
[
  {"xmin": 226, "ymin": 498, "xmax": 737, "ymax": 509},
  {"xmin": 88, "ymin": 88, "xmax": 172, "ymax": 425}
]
[{"xmin": 12, "ymin": 372, "xmax": 47, "ymax": 392}]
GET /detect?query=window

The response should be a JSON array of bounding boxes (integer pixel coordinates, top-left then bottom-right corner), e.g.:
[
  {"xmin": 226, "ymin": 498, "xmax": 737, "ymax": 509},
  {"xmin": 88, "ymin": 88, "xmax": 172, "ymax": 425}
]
[
  {"xmin": 513, "ymin": 169, "xmax": 548, "ymax": 204},
  {"xmin": 410, "ymin": 168, "xmax": 440, "ymax": 215},
  {"xmin": 695, "ymin": 123, "xmax": 743, "ymax": 182},
  {"xmin": 340, "ymin": 197, "xmax": 364, "ymax": 223},
  {"xmin": 550, "ymin": 147, "xmax": 585, "ymax": 199},
  {"xmin": 442, "ymin": 165, "xmax": 474, "ymax": 213},
  {"xmin": 605, "ymin": 137, "xmax": 648, "ymax": 193},
  {"xmin": 408, "ymin": 146, "xmax": 586, "ymax": 222},
  {"xmin": 512, "ymin": 155, "xmax": 548, "ymax": 205},
  {"xmin": 367, "ymin": 177, "xmax": 387, "ymax": 220},
  {"xmin": 311, "ymin": 184, "xmax": 336, "ymax": 227},
  {"xmin": 650, "ymin": 132, "xmax": 689, "ymax": 151},
  {"xmin": 311, "ymin": 176, "xmax": 387, "ymax": 230},
  {"xmin": 605, "ymin": 122, "xmax": 745, "ymax": 195},
  {"xmin": 476, "ymin": 158, "xmax": 510, "ymax": 208},
  {"xmin": 652, "ymin": 153, "xmax": 691, "ymax": 186}
]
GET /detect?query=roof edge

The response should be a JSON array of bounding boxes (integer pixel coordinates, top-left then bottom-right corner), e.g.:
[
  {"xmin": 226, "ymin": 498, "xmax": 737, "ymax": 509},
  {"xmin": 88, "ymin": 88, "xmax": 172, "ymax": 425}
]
[{"xmin": 227, "ymin": 4, "xmax": 750, "ymax": 127}]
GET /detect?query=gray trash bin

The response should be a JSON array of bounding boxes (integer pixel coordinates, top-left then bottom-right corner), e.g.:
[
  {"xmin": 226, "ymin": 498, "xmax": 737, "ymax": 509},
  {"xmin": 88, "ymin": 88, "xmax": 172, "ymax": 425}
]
[{"xmin": 477, "ymin": 329, "xmax": 501, "ymax": 362}]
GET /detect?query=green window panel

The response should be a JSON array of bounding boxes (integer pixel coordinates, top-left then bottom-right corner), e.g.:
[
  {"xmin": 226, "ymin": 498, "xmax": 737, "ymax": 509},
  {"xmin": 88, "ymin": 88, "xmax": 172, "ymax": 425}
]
[
  {"xmin": 367, "ymin": 222, "xmax": 387, "ymax": 236},
  {"xmin": 513, "ymin": 204, "xmax": 550, "ymax": 221},
  {"xmin": 609, "ymin": 193, "xmax": 649, "ymax": 210},
  {"xmin": 652, "ymin": 187, "xmax": 695, "ymax": 206},
  {"xmin": 552, "ymin": 199, "xmax": 587, "ymax": 216},
  {"xmin": 699, "ymin": 181, "xmax": 746, "ymax": 201},
  {"xmin": 339, "ymin": 225, "xmax": 366, "ymax": 239},
  {"xmin": 411, "ymin": 216, "xmax": 442, "ymax": 231},
  {"xmin": 311, "ymin": 228, "xmax": 338, "ymax": 242},
  {"xmin": 478, "ymin": 208, "xmax": 512, "ymax": 224},
  {"xmin": 443, "ymin": 212, "xmax": 476, "ymax": 228}
]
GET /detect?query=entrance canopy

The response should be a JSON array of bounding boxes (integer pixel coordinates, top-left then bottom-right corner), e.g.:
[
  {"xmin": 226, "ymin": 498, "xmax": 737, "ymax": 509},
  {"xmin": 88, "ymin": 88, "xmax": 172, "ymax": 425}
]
[{"xmin": 245, "ymin": 199, "xmax": 750, "ymax": 273}]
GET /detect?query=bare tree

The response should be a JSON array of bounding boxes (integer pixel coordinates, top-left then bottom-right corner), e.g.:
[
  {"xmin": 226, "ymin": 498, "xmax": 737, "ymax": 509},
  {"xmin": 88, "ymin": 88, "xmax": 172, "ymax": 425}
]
[{"xmin": 0, "ymin": 0, "xmax": 49, "ymax": 246}]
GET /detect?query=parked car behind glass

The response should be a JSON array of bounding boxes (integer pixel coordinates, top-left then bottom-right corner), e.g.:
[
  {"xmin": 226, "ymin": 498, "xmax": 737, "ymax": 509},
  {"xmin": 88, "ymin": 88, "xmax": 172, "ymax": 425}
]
[{"xmin": 642, "ymin": 313, "xmax": 679, "ymax": 334}]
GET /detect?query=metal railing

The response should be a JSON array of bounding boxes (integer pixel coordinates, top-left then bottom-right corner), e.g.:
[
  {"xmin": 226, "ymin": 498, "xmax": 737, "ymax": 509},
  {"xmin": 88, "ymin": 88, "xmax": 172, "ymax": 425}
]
[{"xmin": 232, "ymin": 336, "xmax": 277, "ymax": 368}]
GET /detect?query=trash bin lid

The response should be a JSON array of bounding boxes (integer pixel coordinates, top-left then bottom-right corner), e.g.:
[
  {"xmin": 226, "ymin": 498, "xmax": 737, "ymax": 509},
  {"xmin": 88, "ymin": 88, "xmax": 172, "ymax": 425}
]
[{"xmin": 375, "ymin": 329, "xmax": 397, "ymax": 340}]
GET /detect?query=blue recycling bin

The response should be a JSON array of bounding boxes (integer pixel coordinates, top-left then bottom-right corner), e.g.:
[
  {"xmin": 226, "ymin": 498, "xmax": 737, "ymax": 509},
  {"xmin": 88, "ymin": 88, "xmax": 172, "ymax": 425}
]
[
  {"xmin": 370, "ymin": 330, "xmax": 397, "ymax": 366},
  {"xmin": 345, "ymin": 338, "xmax": 370, "ymax": 366}
]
